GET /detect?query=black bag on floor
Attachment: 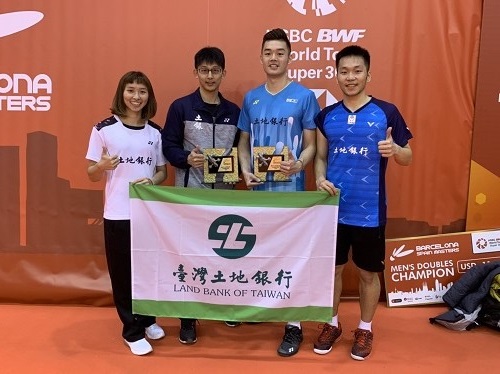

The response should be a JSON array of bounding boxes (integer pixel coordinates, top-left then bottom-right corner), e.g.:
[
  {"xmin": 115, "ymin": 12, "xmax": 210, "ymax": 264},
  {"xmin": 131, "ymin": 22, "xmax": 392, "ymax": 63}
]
[
  {"xmin": 429, "ymin": 305, "xmax": 481, "ymax": 331},
  {"xmin": 429, "ymin": 261, "xmax": 500, "ymax": 331},
  {"xmin": 477, "ymin": 294, "xmax": 500, "ymax": 331}
]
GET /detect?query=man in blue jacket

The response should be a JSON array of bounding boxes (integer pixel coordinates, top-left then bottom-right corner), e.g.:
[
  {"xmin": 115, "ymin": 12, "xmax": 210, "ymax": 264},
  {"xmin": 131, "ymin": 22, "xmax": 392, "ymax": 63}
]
[{"xmin": 162, "ymin": 46, "xmax": 241, "ymax": 345}]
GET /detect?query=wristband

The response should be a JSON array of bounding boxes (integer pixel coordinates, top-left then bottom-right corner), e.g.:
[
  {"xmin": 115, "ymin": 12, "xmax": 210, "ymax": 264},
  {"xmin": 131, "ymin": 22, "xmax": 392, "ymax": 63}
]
[
  {"xmin": 147, "ymin": 178, "xmax": 154, "ymax": 185},
  {"xmin": 296, "ymin": 159, "xmax": 304, "ymax": 170}
]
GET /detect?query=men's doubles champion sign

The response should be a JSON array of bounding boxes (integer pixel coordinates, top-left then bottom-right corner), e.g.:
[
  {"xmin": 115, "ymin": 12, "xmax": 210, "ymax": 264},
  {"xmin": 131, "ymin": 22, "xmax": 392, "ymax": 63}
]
[
  {"xmin": 384, "ymin": 229, "xmax": 500, "ymax": 307},
  {"xmin": 130, "ymin": 185, "xmax": 338, "ymax": 322}
]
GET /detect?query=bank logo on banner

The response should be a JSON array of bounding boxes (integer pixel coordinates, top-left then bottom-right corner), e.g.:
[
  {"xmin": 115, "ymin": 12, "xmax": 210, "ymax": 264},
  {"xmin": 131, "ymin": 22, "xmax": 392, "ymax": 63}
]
[
  {"xmin": 208, "ymin": 214, "xmax": 256, "ymax": 258},
  {"xmin": 287, "ymin": 0, "xmax": 349, "ymax": 16},
  {"xmin": 0, "ymin": 11, "xmax": 52, "ymax": 112}
]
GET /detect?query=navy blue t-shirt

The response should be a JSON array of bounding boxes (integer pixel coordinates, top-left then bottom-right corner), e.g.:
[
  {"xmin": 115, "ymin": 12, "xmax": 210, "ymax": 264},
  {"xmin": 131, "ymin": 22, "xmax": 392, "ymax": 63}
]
[{"xmin": 315, "ymin": 97, "xmax": 413, "ymax": 227}]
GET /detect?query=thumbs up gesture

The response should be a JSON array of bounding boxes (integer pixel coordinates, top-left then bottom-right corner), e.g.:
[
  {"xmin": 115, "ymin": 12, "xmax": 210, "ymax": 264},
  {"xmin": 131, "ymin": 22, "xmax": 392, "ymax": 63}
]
[
  {"xmin": 99, "ymin": 147, "xmax": 120, "ymax": 170},
  {"xmin": 378, "ymin": 127, "xmax": 400, "ymax": 158}
]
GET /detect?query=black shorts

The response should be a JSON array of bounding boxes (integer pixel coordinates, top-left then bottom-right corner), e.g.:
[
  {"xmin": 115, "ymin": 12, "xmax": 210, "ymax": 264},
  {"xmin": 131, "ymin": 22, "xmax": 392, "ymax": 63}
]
[{"xmin": 336, "ymin": 223, "xmax": 386, "ymax": 272}]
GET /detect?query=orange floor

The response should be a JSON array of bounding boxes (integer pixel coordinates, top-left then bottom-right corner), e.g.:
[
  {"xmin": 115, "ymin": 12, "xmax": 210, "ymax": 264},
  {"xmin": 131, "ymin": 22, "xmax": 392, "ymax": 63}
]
[{"xmin": 1, "ymin": 300, "xmax": 496, "ymax": 374}]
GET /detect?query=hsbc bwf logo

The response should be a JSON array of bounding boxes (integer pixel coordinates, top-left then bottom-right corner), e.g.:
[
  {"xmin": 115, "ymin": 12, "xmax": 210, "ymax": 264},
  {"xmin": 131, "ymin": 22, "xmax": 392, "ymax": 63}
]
[{"xmin": 208, "ymin": 215, "xmax": 256, "ymax": 259}]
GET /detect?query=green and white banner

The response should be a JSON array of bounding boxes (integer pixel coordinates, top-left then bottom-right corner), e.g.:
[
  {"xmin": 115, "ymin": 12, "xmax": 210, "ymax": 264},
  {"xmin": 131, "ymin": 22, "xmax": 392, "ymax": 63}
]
[{"xmin": 130, "ymin": 185, "xmax": 339, "ymax": 322}]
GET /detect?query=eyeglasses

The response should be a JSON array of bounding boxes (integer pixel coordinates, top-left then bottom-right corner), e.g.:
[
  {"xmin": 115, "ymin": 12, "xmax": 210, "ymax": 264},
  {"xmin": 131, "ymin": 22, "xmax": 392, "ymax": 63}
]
[{"xmin": 197, "ymin": 67, "xmax": 223, "ymax": 76}]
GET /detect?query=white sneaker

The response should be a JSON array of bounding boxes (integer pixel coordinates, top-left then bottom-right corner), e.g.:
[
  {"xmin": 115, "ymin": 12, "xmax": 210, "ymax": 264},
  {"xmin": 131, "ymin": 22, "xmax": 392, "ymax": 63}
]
[
  {"xmin": 145, "ymin": 323, "xmax": 165, "ymax": 340},
  {"xmin": 124, "ymin": 338, "xmax": 153, "ymax": 355}
]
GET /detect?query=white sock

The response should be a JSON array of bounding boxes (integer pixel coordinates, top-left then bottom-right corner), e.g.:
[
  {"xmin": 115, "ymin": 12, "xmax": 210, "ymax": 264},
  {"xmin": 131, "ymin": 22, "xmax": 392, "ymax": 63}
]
[
  {"xmin": 287, "ymin": 321, "xmax": 301, "ymax": 329},
  {"xmin": 328, "ymin": 314, "xmax": 339, "ymax": 327},
  {"xmin": 358, "ymin": 320, "xmax": 372, "ymax": 331}
]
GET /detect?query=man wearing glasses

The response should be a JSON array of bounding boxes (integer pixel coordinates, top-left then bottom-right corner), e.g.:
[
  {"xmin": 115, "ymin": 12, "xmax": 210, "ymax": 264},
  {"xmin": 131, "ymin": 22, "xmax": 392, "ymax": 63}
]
[{"xmin": 162, "ymin": 47, "xmax": 241, "ymax": 344}]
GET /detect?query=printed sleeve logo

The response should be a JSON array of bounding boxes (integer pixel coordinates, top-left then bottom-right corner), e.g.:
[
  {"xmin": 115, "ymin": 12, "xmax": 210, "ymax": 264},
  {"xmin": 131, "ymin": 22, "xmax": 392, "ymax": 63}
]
[
  {"xmin": 0, "ymin": 11, "xmax": 44, "ymax": 38},
  {"xmin": 287, "ymin": 0, "xmax": 348, "ymax": 16},
  {"xmin": 208, "ymin": 214, "xmax": 256, "ymax": 259}
]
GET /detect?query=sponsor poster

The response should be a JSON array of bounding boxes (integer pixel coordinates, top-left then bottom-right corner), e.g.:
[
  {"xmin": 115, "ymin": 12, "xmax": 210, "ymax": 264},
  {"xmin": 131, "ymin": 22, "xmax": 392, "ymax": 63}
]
[
  {"xmin": 384, "ymin": 230, "xmax": 500, "ymax": 307},
  {"xmin": 130, "ymin": 185, "xmax": 338, "ymax": 322}
]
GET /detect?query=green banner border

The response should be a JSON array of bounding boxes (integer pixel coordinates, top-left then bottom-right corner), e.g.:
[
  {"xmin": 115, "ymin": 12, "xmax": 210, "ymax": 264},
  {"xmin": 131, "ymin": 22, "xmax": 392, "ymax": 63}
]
[
  {"xmin": 133, "ymin": 300, "xmax": 332, "ymax": 322},
  {"xmin": 130, "ymin": 185, "xmax": 339, "ymax": 208}
]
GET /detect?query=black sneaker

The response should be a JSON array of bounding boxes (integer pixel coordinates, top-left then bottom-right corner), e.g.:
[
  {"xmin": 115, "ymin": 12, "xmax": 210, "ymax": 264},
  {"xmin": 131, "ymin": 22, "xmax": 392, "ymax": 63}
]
[
  {"xmin": 179, "ymin": 318, "xmax": 197, "ymax": 344},
  {"xmin": 277, "ymin": 325, "xmax": 303, "ymax": 357}
]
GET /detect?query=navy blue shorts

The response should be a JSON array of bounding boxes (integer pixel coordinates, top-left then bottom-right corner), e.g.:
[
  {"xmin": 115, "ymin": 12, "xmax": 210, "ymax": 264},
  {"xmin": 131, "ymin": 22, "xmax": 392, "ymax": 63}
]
[{"xmin": 336, "ymin": 223, "xmax": 386, "ymax": 272}]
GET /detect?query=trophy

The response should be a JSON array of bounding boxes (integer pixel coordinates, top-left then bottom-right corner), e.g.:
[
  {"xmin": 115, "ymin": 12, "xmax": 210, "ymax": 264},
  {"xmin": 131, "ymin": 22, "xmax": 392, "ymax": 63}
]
[
  {"xmin": 203, "ymin": 147, "xmax": 239, "ymax": 183},
  {"xmin": 253, "ymin": 142, "xmax": 290, "ymax": 182}
]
